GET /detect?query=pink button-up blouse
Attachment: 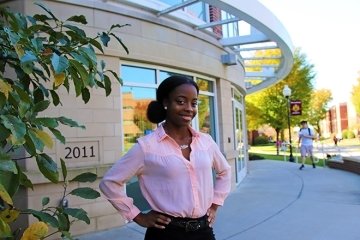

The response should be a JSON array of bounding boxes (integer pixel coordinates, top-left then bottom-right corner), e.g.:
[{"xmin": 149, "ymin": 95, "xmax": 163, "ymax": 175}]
[{"xmin": 99, "ymin": 124, "xmax": 231, "ymax": 221}]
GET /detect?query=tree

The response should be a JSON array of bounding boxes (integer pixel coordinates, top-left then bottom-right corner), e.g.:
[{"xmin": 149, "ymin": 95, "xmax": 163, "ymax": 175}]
[
  {"xmin": 0, "ymin": 3, "xmax": 128, "ymax": 239},
  {"xmin": 246, "ymin": 49, "xmax": 315, "ymax": 154},
  {"xmin": 308, "ymin": 89, "xmax": 332, "ymax": 136},
  {"xmin": 351, "ymin": 72, "xmax": 360, "ymax": 115}
]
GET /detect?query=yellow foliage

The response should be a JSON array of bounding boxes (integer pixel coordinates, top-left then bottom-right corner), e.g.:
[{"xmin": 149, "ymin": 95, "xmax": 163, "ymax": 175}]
[
  {"xmin": 34, "ymin": 129, "xmax": 54, "ymax": 149},
  {"xmin": 15, "ymin": 44, "xmax": 25, "ymax": 58},
  {"xmin": 0, "ymin": 183, "xmax": 13, "ymax": 206},
  {"xmin": 0, "ymin": 208, "xmax": 20, "ymax": 223},
  {"xmin": 21, "ymin": 221, "xmax": 48, "ymax": 240},
  {"xmin": 54, "ymin": 72, "xmax": 66, "ymax": 87},
  {"xmin": 0, "ymin": 79, "xmax": 13, "ymax": 99}
]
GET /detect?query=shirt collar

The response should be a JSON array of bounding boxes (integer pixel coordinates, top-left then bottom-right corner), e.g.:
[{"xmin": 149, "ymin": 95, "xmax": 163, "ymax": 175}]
[{"xmin": 156, "ymin": 122, "xmax": 200, "ymax": 143}]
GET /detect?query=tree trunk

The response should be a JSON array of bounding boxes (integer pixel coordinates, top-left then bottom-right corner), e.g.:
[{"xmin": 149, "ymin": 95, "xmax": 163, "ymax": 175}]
[{"xmin": 276, "ymin": 128, "xmax": 280, "ymax": 155}]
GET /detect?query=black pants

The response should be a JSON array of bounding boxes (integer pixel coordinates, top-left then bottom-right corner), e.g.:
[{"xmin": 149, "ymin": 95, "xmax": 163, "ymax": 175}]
[{"xmin": 144, "ymin": 225, "xmax": 216, "ymax": 240}]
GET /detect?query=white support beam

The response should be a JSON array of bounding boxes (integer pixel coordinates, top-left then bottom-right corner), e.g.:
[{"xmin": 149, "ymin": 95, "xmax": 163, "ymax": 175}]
[
  {"xmin": 219, "ymin": 32, "xmax": 270, "ymax": 46},
  {"xmin": 243, "ymin": 56, "xmax": 282, "ymax": 60},
  {"xmin": 157, "ymin": 0, "xmax": 199, "ymax": 16},
  {"xmin": 195, "ymin": 17, "xmax": 240, "ymax": 29},
  {"xmin": 236, "ymin": 45, "xmax": 279, "ymax": 52}
]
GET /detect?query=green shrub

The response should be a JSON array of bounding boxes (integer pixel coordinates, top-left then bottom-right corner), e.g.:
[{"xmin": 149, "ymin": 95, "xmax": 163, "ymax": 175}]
[{"xmin": 253, "ymin": 135, "xmax": 269, "ymax": 145}]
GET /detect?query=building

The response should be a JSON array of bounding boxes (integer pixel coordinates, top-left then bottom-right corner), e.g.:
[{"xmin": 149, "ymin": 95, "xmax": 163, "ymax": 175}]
[
  {"xmin": 321, "ymin": 101, "xmax": 360, "ymax": 138},
  {"xmin": 2, "ymin": 0, "xmax": 294, "ymax": 237}
]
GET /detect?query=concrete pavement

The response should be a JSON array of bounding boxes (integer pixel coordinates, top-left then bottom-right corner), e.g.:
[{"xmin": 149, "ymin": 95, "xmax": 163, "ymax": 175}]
[{"xmin": 78, "ymin": 160, "xmax": 360, "ymax": 240}]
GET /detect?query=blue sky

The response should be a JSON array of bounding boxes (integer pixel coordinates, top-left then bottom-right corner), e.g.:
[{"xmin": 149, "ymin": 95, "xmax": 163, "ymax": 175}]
[{"xmin": 259, "ymin": 0, "xmax": 360, "ymax": 104}]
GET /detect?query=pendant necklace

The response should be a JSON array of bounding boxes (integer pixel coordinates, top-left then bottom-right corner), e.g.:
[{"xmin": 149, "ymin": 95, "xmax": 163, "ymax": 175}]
[{"xmin": 179, "ymin": 144, "xmax": 189, "ymax": 150}]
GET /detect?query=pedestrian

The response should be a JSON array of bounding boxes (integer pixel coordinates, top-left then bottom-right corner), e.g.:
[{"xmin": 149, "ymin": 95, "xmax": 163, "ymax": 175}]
[
  {"xmin": 99, "ymin": 75, "xmax": 232, "ymax": 240},
  {"xmin": 298, "ymin": 120, "xmax": 316, "ymax": 170},
  {"xmin": 333, "ymin": 135, "xmax": 338, "ymax": 146}
]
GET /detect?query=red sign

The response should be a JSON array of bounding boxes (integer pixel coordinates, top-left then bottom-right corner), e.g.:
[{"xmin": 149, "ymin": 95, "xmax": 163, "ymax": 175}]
[{"xmin": 290, "ymin": 100, "xmax": 302, "ymax": 115}]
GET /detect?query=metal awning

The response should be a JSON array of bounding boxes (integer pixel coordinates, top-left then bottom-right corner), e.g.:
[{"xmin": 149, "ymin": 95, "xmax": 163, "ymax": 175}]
[{"xmin": 120, "ymin": 0, "xmax": 294, "ymax": 94}]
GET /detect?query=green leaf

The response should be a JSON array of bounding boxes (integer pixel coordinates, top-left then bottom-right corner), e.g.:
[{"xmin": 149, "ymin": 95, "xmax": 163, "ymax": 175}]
[
  {"xmin": 50, "ymin": 90, "xmax": 61, "ymax": 106},
  {"xmin": 42, "ymin": 197, "xmax": 50, "ymax": 207},
  {"xmin": 0, "ymin": 160, "xmax": 17, "ymax": 174},
  {"xmin": 23, "ymin": 134, "xmax": 37, "ymax": 156},
  {"xmin": 33, "ymin": 14, "xmax": 52, "ymax": 22},
  {"xmin": 57, "ymin": 212, "xmax": 70, "ymax": 231},
  {"xmin": 103, "ymin": 75, "xmax": 112, "ymax": 96},
  {"xmin": 33, "ymin": 117, "xmax": 59, "ymax": 128},
  {"xmin": 34, "ymin": 2, "xmax": 59, "ymax": 21},
  {"xmin": 81, "ymin": 87, "xmax": 90, "ymax": 103},
  {"xmin": 57, "ymin": 117, "xmax": 85, "ymax": 129},
  {"xmin": 89, "ymin": 38, "xmax": 103, "ymax": 53},
  {"xmin": 110, "ymin": 32, "xmax": 129, "ymax": 54},
  {"xmin": 66, "ymin": 15, "xmax": 87, "ymax": 24},
  {"xmin": 13, "ymin": 85, "xmax": 31, "ymax": 103},
  {"xmin": 99, "ymin": 32, "xmax": 110, "ymax": 47},
  {"xmin": 69, "ymin": 187, "xmax": 100, "ymax": 199},
  {"xmin": 0, "ymin": 218, "xmax": 12, "ymax": 238},
  {"xmin": 28, "ymin": 129, "xmax": 44, "ymax": 152},
  {"xmin": 51, "ymin": 53, "xmax": 69, "ymax": 74},
  {"xmin": 4, "ymin": 27, "xmax": 20, "ymax": 45},
  {"xmin": 64, "ymin": 208, "xmax": 90, "ymax": 224},
  {"xmin": 0, "ymin": 115, "xmax": 26, "ymax": 145},
  {"xmin": 63, "ymin": 24, "xmax": 86, "ymax": 38},
  {"xmin": 19, "ymin": 168, "xmax": 33, "ymax": 189},
  {"xmin": 70, "ymin": 172, "xmax": 97, "ymax": 183},
  {"xmin": 60, "ymin": 158, "xmax": 67, "ymax": 180},
  {"xmin": 106, "ymin": 70, "xmax": 122, "ymax": 85},
  {"xmin": 0, "ymin": 124, "xmax": 11, "ymax": 142},
  {"xmin": 49, "ymin": 128, "xmax": 65, "ymax": 144},
  {"xmin": 27, "ymin": 209, "xmax": 59, "ymax": 228},
  {"xmin": 20, "ymin": 51, "xmax": 37, "ymax": 63},
  {"xmin": 33, "ymin": 100, "xmax": 50, "ymax": 112},
  {"xmin": 69, "ymin": 59, "xmax": 88, "ymax": 84},
  {"xmin": 35, "ymin": 154, "xmax": 59, "ymax": 183}
]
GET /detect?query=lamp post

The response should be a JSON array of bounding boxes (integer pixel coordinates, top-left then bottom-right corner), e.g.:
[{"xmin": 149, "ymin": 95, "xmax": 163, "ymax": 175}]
[{"xmin": 282, "ymin": 85, "xmax": 295, "ymax": 162}]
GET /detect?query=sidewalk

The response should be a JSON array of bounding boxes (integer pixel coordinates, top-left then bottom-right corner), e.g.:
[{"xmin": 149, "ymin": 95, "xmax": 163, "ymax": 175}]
[{"xmin": 78, "ymin": 160, "xmax": 360, "ymax": 240}]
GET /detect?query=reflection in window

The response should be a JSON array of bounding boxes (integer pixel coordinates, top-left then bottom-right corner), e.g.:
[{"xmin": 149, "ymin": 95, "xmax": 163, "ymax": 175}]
[
  {"xmin": 197, "ymin": 78, "xmax": 213, "ymax": 92},
  {"xmin": 122, "ymin": 86, "xmax": 156, "ymax": 152},
  {"xmin": 198, "ymin": 95, "xmax": 215, "ymax": 138},
  {"xmin": 122, "ymin": 65, "xmax": 156, "ymax": 84}
]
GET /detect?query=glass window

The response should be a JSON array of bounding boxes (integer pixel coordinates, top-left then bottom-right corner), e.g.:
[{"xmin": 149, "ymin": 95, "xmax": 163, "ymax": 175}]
[
  {"xmin": 159, "ymin": 70, "xmax": 193, "ymax": 83},
  {"xmin": 186, "ymin": 2, "xmax": 207, "ymax": 21},
  {"xmin": 122, "ymin": 65, "xmax": 156, "ymax": 84},
  {"xmin": 197, "ymin": 78, "xmax": 213, "ymax": 92},
  {"xmin": 122, "ymin": 86, "xmax": 156, "ymax": 152},
  {"xmin": 198, "ymin": 94, "xmax": 215, "ymax": 138}
]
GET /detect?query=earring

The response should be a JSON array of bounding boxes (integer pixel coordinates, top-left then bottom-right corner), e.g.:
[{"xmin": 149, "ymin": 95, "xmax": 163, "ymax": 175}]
[{"xmin": 164, "ymin": 106, "xmax": 167, "ymax": 110}]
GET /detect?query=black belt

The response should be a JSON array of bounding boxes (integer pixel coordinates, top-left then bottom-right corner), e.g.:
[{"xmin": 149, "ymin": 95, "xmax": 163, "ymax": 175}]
[{"xmin": 168, "ymin": 215, "xmax": 209, "ymax": 232}]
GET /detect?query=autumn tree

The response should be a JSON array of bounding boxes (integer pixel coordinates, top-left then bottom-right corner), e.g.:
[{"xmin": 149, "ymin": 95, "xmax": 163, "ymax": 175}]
[
  {"xmin": 308, "ymin": 89, "xmax": 332, "ymax": 136},
  {"xmin": 351, "ymin": 73, "xmax": 360, "ymax": 115},
  {"xmin": 246, "ymin": 49, "xmax": 315, "ymax": 154}
]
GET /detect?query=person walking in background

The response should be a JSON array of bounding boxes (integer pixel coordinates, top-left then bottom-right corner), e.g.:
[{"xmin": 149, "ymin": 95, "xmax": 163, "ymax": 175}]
[
  {"xmin": 298, "ymin": 120, "xmax": 316, "ymax": 170},
  {"xmin": 100, "ymin": 75, "xmax": 231, "ymax": 240}
]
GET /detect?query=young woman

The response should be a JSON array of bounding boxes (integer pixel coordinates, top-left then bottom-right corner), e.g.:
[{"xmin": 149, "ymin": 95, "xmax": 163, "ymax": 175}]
[{"xmin": 100, "ymin": 75, "xmax": 231, "ymax": 240}]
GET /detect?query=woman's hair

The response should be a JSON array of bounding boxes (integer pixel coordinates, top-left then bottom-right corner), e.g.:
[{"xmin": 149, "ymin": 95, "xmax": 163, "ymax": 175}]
[{"xmin": 146, "ymin": 75, "xmax": 199, "ymax": 124}]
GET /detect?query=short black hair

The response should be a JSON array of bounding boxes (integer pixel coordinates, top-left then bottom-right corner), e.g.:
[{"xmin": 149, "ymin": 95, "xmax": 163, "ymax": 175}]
[
  {"xmin": 146, "ymin": 75, "xmax": 199, "ymax": 124},
  {"xmin": 300, "ymin": 120, "xmax": 307, "ymax": 125}
]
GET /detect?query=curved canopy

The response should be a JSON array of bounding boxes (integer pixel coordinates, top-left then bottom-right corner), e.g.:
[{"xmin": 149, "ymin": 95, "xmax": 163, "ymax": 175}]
[{"xmin": 121, "ymin": 0, "xmax": 294, "ymax": 93}]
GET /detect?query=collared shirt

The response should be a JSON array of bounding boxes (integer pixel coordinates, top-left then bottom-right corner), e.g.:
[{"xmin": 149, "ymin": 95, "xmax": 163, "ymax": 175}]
[{"xmin": 99, "ymin": 124, "xmax": 231, "ymax": 221}]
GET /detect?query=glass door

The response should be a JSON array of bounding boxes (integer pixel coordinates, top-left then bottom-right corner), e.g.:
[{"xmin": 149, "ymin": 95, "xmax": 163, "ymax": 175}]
[{"xmin": 233, "ymin": 97, "xmax": 247, "ymax": 184}]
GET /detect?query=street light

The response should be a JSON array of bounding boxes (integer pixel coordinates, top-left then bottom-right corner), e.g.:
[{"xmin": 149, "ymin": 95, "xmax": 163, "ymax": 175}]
[{"xmin": 282, "ymin": 85, "xmax": 295, "ymax": 162}]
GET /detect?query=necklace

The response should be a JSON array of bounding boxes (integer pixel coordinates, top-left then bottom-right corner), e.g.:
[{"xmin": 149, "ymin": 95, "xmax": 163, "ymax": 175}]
[{"xmin": 179, "ymin": 144, "xmax": 189, "ymax": 150}]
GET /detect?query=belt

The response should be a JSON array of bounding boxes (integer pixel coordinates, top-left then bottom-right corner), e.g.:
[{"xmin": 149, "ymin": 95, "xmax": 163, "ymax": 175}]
[{"xmin": 168, "ymin": 215, "xmax": 209, "ymax": 232}]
